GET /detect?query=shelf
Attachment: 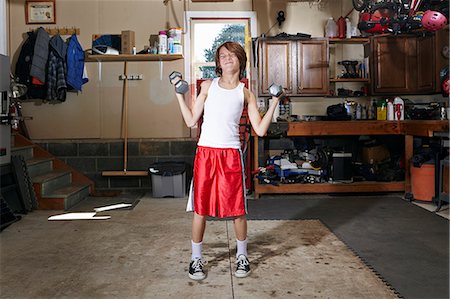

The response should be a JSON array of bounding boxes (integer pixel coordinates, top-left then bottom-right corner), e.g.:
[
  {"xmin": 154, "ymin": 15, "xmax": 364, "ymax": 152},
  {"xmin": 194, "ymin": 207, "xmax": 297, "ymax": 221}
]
[
  {"xmin": 254, "ymin": 180, "xmax": 405, "ymax": 194},
  {"xmin": 329, "ymin": 38, "xmax": 370, "ymax": 44},
  {"xmin": 330, "ymin": 78, "xmax": 370, "ymax": 83},
  {"xmin": 85, "ymin": 54, "xmax": 183, "ymax": 62}
]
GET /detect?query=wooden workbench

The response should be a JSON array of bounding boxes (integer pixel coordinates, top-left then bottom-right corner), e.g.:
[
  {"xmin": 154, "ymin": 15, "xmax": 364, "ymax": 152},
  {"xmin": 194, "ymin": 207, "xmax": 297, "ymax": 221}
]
[{"xmin": 253, "ymin": 120, "xmax": 449, "ymax": 198}]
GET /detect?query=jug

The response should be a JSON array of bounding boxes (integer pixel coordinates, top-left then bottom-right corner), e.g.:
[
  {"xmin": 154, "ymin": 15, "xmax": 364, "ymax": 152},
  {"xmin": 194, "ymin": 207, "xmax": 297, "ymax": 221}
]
[{"xmin": 393, "ymin": 97, "xmax": 404, "ymax": 120}]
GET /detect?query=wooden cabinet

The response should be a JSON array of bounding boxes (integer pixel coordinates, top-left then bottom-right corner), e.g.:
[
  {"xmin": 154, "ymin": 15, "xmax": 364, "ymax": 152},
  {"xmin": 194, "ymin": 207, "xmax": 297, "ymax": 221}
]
[
  {"xmin": 296, "ymin": 40, "xmax": 329, "ymax": 95},
  {"xmin": 259, "ymin": 40, "xmax": 295, "ymax": 95},
  {"xmin": 258, "ymin": 39, "xmax": 328, "ymax": 96},
  {"xmin": 371, "ymin": 35, "xmax": 435, "ymax": 95}
]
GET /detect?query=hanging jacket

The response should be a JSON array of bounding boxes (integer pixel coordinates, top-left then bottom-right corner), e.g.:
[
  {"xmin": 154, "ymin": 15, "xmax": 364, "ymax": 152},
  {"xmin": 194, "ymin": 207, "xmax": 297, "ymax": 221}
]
[
  {"xmin": 15, "ymin": 31, "xmax": 36, "ymax": 86},
  {"xmin": 66, "ymin": 34, "xmax": 88, "ymax": 91},
  {"xmin": 15, "ymin": 31, "xmax": 47, "ymax": 99},
  {"xmin": 30, "ymin": 27, "xmax": 50, "ymax": 83},
  {"xmin": 46, "ymin": 34, "xmax": 67, "ymax": 101}
]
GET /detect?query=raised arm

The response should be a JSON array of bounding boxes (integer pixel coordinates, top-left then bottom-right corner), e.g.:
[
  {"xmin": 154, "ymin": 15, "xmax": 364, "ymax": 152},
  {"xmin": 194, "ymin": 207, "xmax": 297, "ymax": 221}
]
[
  {"xmin": 175, "ymin": 80, "xmax": 211, "ymax": 128},
  {"xmin": 245, "ymin": 88, "xmax": 280, "ymax": 137}
]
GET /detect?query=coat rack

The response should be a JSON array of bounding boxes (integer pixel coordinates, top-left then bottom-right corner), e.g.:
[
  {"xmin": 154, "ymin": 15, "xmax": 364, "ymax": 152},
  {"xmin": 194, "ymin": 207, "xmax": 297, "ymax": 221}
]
[{"xmin": 29, "ymin": 27, "xmax": 80, "ymax": 35}]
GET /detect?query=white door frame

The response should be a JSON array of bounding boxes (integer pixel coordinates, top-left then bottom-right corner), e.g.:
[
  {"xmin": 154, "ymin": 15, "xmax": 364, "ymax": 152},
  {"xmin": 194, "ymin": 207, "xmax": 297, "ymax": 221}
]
[{"xmin": 0, "ymin": 0, "xmax": 7, "ymax": 55}]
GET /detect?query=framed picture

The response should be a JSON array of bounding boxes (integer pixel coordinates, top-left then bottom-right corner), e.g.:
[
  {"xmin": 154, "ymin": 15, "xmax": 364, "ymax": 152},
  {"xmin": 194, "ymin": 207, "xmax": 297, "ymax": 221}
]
[{"xmin": 25, "ymin": 0, "xmax": 56, "ymax": 24}]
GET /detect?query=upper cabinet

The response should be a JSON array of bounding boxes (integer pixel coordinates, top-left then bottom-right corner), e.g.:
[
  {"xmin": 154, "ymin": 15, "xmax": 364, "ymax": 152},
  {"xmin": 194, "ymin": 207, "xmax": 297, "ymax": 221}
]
[
  {"xmin": 296, "ymin": 40, "xmax": 329, "ymax": 95},
  {"xmin": 371, "ymin": 35, "xmax": 435, "ymax": 95},
  {"xmin": 258, "ymin": 39, "xmax": 328, "ymax": 96}
]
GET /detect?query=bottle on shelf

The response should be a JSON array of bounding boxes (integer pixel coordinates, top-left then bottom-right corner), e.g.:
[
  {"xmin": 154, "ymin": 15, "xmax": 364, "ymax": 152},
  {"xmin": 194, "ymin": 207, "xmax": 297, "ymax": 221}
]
[
  {"xmin": 325, "ymin": 17, "xmax": 338, "ymax": 38},
  {"xmin": 337, "ymin": 16, "xmax": 346, "ymax": 39},
  {"xmin": 345, "ymin": 18, "xmax": 352, "ymax": 39},
  {"xmin": 158, "ymin": 31, "xmax": 167, "ymax": 54},
  {"xmin": 387, "ymin": 99, "xmax": 394, "ymax": 120}
]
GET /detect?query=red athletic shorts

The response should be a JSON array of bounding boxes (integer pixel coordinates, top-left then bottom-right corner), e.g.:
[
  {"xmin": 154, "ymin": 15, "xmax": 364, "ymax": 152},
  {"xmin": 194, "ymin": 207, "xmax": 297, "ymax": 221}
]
[{"xmin": 192, "ymin": 146, "xmax": 246, "ymax": 218}]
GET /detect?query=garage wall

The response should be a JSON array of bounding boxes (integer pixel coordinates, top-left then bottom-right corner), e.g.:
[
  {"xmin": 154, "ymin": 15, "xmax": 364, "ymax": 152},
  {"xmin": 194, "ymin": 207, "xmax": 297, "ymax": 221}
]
[{"xmin": 8, "ymin": 0, "xmax": 360, "ymax": 140}]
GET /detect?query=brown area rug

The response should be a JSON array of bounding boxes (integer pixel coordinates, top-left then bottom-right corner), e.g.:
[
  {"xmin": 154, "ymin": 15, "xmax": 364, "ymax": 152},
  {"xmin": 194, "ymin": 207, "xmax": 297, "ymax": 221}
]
[{"xmin": 227, "ymin": 220, "xmax": 400, "ymax": 298}]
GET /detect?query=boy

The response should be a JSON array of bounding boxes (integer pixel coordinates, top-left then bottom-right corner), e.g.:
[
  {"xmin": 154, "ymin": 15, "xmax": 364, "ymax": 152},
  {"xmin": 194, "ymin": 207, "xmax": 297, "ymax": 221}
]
[{"xmin": 173, "ymin": 41, "xmax": 281, "ymax": 280}]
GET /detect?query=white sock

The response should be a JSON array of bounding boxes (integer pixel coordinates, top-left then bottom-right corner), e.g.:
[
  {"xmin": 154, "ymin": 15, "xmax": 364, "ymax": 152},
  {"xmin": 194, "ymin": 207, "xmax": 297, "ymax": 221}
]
[
  {"xmin": 191, "ymin": 240, "xmax": 202, "ymax": 260},
  {"xmin": 236, "ymin": 238, "xmax": 248, "ymax": 258}
]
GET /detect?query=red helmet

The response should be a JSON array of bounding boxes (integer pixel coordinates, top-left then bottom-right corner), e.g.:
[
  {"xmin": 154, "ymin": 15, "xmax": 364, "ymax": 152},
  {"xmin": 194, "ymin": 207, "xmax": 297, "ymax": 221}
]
[{"xmin": 421, "ymin": 10, "xmax": 448, "ymax": 31}]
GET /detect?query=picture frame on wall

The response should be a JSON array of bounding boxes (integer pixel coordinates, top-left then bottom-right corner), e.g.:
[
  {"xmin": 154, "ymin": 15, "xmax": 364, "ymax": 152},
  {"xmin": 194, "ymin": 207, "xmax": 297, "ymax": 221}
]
[{"xmin": 25, "ymin": 0, "xmax": 56, "ymax": 24}]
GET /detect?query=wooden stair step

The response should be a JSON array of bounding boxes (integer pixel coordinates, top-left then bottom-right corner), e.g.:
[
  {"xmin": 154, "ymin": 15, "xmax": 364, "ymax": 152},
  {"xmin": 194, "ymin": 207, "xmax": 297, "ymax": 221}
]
[
  {"xmin": 32, "ymin": 170, "xmax": 71, "ymax": 184},
  {"xmin": 45, "ymin": 184, "xmax": 90, "ymax": 199},
  {"xmin": 11, "ymin": 145, "xmax": 35, "ymax": 160},
  {"xmin": 26, "ymin": 157, "xmax": 54, "ymax": 166}
]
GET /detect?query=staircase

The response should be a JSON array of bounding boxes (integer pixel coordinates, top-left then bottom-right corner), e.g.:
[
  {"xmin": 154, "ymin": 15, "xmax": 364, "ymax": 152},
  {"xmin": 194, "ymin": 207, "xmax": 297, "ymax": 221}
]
[{"xmin": 11, "ymin": 133, "xmax": 94, "ymax": 210}]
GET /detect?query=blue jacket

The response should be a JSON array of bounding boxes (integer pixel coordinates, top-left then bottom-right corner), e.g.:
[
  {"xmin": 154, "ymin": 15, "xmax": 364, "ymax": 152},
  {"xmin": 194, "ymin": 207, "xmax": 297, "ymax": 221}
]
[{"xmin": 66, "ymin": 34, "xmax": 88, "ymax": 91}]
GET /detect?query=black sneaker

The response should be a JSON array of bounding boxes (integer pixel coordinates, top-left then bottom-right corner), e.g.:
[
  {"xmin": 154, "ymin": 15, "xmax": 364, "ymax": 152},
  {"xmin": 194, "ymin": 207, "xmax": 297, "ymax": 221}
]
[
  {"xmin": 235, "ymin": 255, "xmax": 251, "ymax": 278},
  {"xmin": 188, "ymin": 258, "xmax": 206, "ymax": 281}
]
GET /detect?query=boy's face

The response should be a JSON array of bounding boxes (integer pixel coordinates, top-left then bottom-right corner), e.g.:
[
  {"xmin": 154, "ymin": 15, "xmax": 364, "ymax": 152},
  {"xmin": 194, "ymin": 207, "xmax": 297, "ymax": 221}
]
[{"xmin": 218, "ymin": 47, "xmax": 239, "ymax": 74}]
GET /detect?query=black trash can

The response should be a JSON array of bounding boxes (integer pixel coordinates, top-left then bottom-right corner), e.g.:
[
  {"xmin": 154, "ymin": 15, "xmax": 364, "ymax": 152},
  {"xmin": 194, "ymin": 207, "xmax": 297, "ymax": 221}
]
[{"xmin": 149, "ymin": 162, "xmax": 186, "ymax": 198}]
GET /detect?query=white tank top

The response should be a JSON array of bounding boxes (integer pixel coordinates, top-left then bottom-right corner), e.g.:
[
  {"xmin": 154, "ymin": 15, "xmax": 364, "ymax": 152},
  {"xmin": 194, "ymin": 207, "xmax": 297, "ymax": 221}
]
[{"xmin": 198, "ymin": 78, "xmax": 244, "ymax": 149}]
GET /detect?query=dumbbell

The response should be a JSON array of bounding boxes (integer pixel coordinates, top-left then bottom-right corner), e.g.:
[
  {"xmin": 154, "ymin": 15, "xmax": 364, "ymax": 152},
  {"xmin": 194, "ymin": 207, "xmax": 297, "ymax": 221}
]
[
  {"xmin": 268, "ymin": 83, "xmax": 284, "ymax": 98},
  {"xmin": 169, "ymin": 71, "xmax": 189, "ymax": 94}
]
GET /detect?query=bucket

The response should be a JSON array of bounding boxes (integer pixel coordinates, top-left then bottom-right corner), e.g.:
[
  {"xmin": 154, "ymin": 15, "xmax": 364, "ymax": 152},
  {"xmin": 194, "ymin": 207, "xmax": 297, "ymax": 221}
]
[{"xmin": 410, "ymin": 163, "xmax": 435, "ymax": 201}]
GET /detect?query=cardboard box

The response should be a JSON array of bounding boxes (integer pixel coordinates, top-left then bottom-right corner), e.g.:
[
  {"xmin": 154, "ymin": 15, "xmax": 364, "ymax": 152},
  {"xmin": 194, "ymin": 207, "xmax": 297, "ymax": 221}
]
[
  {"xmin": 361, "ymin": 145, "xmax": 390, "ymax": 164},
  {"xmin": 121, "ymin": 30, "xmax": 135, "ymax": 54}
]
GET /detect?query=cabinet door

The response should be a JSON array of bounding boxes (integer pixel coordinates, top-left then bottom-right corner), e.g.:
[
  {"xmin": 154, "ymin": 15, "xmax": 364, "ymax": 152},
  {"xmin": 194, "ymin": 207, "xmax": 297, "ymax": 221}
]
[
  {"xmin": 258, "ymin": 40, "xmax": 295, "ymax": 95},
  {"xmin": 296, "ymin": 40, "xmax": 329, "ymax": 95},
  {"xmin": 415, "ymin": 35, "xmax": 435, "ymax": 93},
  {"xmin": 372, "ymin": 36, "xmax": 412, "ymax": 94}
]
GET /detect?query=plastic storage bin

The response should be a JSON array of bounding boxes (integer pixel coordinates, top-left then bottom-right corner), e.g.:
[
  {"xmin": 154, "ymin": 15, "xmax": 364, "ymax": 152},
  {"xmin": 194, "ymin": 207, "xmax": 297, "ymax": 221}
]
[
  {"xmin": 410, "ymin": 163, "xmax": 435, "ymax": 201},
  {"xmin": 149, "ymin": 162, "xmax": 186, "ymax": 198}
]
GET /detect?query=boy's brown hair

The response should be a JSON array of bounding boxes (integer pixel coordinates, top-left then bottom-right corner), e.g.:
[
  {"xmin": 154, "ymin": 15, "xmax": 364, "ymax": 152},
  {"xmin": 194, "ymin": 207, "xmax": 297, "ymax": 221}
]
[{"xmin": 215, "ymin": 42, "xmax": 247, "ymax": 80}]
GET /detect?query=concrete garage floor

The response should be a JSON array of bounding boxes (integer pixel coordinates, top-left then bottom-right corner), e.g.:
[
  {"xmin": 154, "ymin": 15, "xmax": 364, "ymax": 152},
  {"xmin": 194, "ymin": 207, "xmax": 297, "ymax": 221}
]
[{"xmin": 0, "ymin": 196, "xmax": 402, "ymax": 299}]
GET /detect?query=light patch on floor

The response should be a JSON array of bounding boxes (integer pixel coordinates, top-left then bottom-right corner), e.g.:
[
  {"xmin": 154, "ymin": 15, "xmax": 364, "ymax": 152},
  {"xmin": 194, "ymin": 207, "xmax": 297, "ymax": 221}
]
[
  {"xmin": 1, "ymin": 198, "xmax": 399, "ymax": 298},
  {"xmin": 412, "ymin": 201, "xmax": 450, "ymax": 220}
]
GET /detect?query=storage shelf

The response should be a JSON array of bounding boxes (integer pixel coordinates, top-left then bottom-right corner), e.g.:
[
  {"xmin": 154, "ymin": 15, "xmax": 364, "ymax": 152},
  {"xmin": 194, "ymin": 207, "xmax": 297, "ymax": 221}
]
[
  {"xmin": 254, "ymin": 180, "xmax": 405, "ymax": 194},
  {"xmin": 85, "ymin": 54, "xmax": 183, "ymax": 62},
  {"xmin": 330, "ymin": 78, "xmax": 370, "ymax": 83},
  {"xmin": 329, "ymin": 37, "xmax": 370, "ymax": 44}
]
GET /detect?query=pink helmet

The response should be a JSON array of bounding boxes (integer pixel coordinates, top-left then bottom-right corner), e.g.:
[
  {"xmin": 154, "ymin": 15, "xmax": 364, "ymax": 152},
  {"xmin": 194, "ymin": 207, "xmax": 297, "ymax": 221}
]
[{"xmin": 421, "ymin": 10, "xmax": 448, "ymax": 31}]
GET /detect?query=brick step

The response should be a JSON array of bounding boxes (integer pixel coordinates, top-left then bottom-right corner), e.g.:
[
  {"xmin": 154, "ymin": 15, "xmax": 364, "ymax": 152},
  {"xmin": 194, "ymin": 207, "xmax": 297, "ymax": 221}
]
[
  {"xmin": 26, "ymin": 157, "xmax": 54, "ymax": 178},
  {"xmin": 32, "ymin": 170, "xmax": 72, "ymax": 196},
  {"xmin": 39, "ymin": 184, "xmax": 91, "ymax": 210},
  {"xmin": 11, "ymin": 145, "xmax": 34, "ymax": 160}
]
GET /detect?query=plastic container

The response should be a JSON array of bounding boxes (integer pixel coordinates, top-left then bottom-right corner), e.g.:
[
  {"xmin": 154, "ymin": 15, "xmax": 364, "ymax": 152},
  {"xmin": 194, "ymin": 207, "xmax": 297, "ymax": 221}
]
[
  {"xmin": 377, "ymin": 100, "xmax": 386, "ymax": 120},
  {"xmin": 172, "ymin": 44, "xmax": 183, "ymax": 54},
  {"xmin": 149, "ymin": 162, "xmax": 186, "ymax": 197},
  {"xmin": 345, "ymin": 18, "xmax": 352, "ymax": 39},
  {"xmin": 325, "ymin": 17, "xmax": 338, "ymax": 38},
  {"xmin": 168, "ymin": 28, "xmax": 182, "ymax": 44},
  {"xmin": 337, "ymin": 16, "xmax": 346, "ymax": 39},
  {"xmin": 393, "ymin": 96, "xmax": 404, "ymax": 120},
  {"xmin": 411, "ymin": 163, "xmax": 435, "ymax": 201},
  {"xmin": 387, "ymin": 101, "xmax": 394, "ymax": 120},
  {"xmin": 167, "ymin": 37, "xmax": 174, "ymax": 54},
  {"xmin": 158, "ymin": 31, "xmax": 167, "ymax": 54}
]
